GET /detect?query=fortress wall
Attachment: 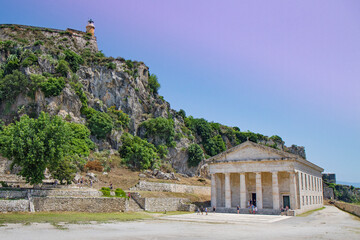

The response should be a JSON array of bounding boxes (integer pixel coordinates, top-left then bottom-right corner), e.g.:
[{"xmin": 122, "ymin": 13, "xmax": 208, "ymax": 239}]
[
  {"xmin": 131, "ymin": 181, "xmax": 211, "ymax": 195},
  {"xmin": 143, "ymin": 197, "xmax": 189, "ymax": 212},
  {"xmin": 0, "ymin": 199, "xmax": 29, "ymax": 212},
  {"xmin": 33, "ymin": 196, "xmax": 128, "ymax": 212},
  {"xmin": 334, "ymin": 201, "xmax": 360, "ymax": 218}
]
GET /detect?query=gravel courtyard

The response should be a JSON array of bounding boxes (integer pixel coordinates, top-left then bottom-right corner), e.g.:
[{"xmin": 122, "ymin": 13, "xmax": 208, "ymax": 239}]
[{"xmin": 0, "ymin": 206, "xmax": 359, "ymax": 240}]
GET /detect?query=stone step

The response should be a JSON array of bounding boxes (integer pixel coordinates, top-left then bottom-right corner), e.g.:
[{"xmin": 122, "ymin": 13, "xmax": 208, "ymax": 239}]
[{"xmin": 213, "ymin": 207, "xmax": 281, "ymax": 215}]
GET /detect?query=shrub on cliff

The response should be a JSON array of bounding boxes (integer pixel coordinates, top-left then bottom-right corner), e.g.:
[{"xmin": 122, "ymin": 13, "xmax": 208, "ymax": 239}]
[
  {"xmin": 63, "ymin": 49, "xmax": 84, "ymax": 72},
  {"xmin": 86, "ymin": 110, "xmax": 114, "ymax": 139},
  {"xmin": 187, "ymin": 143, "xmax": 204, "ymax": 167},
  {"xmin": 107, "ymin": 106, "xmax": 130, "ymax": 130},
  {"xmin": 119, "ymin": 133, "xmax": 159, "ymax": 170},
  {"xmin": 0, "ymin": 70, "xmax": 28, "ymax": 102},
  {"xmin": 40, "ymin": 77, "xmax": 65, "ymax": 97},
  {"xmin": 148, "ymin": 74, "xmax": 160, "ymax": 94},
  {"xmin": 140, "ymin": 117, "xmax": 175, "ymax": 146},
  {"xmin": 56, "ymin": 59, "xmax": 71, "ymax": 77}
]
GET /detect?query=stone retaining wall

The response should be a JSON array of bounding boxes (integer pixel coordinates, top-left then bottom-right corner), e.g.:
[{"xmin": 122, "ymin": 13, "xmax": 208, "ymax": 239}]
[
  {"xmin": 0, "ymin": 190, "xmax": 27, "ymax": 199},
  {"xmin": 143, "ymin": 197, "xmax": 189, "ymax": 212},
  {"xmin": 334, "ymin": 201, "xmax": 360, "ymax": 218},
  {"xmin": 0, "ymin": 188, "xmax": 102, "ymax": 199},
  {"xmin": 0, "ymin": 199, "xmax": 29, "ymax": 212},
  {"xmin": 33, "ymin": 197, "xmax": 128, "ymax": 212},
  {"xmin": 131, "ymin": 181, "xmax": 211, "ymax": 195}
]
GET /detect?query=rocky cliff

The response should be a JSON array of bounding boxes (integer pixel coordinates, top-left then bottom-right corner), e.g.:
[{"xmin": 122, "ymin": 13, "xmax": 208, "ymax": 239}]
[{"xmin": 0, "ymin": 24, "xmax": 306, "ymax": 177}]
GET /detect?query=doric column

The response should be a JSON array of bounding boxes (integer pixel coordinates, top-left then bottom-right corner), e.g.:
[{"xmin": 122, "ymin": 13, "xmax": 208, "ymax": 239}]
[
  {"xmin": 225, "ymin": 173, "xmax": 231, "ymax": 208},
  {"xmin": 289, "ymin": 172, "xmax": 298, "ymax": 210},
  {"xmin": 240, "ymin": 173, "xmax": 246, "ymax": 208},
  {"xmin": 211, "ymin": 174, "xmax": 217, "ymax": 207},
  {"xmin": 256, "ymin": 172, "xmax": 263, "ymax": 209},
  {"xmin": 272, "ymin": 171, "xmax": 280, "ymax": 210}
]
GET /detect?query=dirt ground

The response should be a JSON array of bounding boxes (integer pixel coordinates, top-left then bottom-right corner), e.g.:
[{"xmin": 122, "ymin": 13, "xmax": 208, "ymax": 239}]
[
  {"xmin": 85, "ymin": 166, "xmax": 210, "ymax": 190},
  {"xmin": 0, "ymin": 206, "xmax": 359, "ymax": 240}
]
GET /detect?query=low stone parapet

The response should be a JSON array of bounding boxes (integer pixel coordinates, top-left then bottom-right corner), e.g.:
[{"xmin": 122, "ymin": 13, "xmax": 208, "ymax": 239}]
[{"xmin": 334, "ymin": 201, "xmax": 360, "ymax": 218}]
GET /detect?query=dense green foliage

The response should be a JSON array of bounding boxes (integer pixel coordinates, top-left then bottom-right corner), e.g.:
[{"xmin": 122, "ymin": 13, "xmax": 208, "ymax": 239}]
[
  {"xmin": 107, "ymin": 106, "xmax": 130, "ymax": 130},
  {"xmin": 187, "ymin": 144, "xmax": 204, "ymax": 167},
  {"xmin": 119, "ymin": 133, "xmax": 159, "ymax": 170},
  {"xmin": 204, "ymin": 135, "xmax": 226, "ymax": 156},
  {"xmin": 86, "ymin": 110, "xmax": 114, "ymax": 139},
  {"xmin": 327, "ymin": 183, "xmax": 360, "ymax": 203},
  {"xmin": 3, "ymin": 55, "xmax": 20, "ymax": 75},
  {"xmin": 100, "ymin": 187, "xmax": 111, "ymax": 197},
  {"xmin": 0, "ymin": 70, "xmax": 28, "ymax": 102},
  {"xmin": 40, "ymin": 77, "xmax": 65, "ymax": 97},
  {"xmin": 63, "ymin": 49, "xmax": 84, "ymax": 72},
  {"xmin": 140, "ymin": 117, "xmax": 175, "ymax": 146},
  {"xmin": 148, "ymin": 74, "xmax": 160, "ymax": 94},
  {"xmin": 55, "ymin": 59, "xmax": 71, "ymax": 77},
  {"xmin": 115, "ymin": 188, "xmax": 127, "ymax": 198},
  {"xmin": 0, "ymin": 112, "xmax": 93, "ymax": 184}
]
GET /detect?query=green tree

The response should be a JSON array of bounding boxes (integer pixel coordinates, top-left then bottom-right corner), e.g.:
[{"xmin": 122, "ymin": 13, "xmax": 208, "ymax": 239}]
[
  {"xmin": 119, "ymin": 133, "xmax": 159, "ymax": 170},
  {"xmin": 187, "ymin": 144, "xmax": 204, "ymax": 167},
  {"xmin": 0, "ymin": 112, "xmax": 71, "ymax": 184},
  {"xmin": 0, "ymin": 70, "xmax": 28, "ymax": 102},
  {"xmin": 87, "ymin": 110, "xmax": 114, "ymax": 139},
  {"xmin": 140, "ymin": 117, "xmax": 175, "ymax": 146},
  {"xmin": 0, "ymin": 112, "xmax": 93, "ymax": 184},
  {"xmin": 148, "ymin": 74, "xmax": 160, "ymax": 94},
  {"xmin": 56, "ymin": 59, "xmax": 71, "ymax": 77}
]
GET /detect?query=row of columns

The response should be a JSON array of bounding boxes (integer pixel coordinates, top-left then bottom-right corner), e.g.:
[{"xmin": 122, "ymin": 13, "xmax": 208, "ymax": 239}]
[{"xmin": 211, "ymin": 171, "xmax": 298, "ymax": 210}]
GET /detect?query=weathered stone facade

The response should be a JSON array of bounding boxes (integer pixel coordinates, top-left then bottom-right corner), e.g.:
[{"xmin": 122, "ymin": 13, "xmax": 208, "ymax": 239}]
[
  {"xmin": 208, "ymin": 141, "xmax": 324, "ymax": 215},
  {"xmin": 130, "ymin": 181, "xmax": 210, "ymax": 195}
]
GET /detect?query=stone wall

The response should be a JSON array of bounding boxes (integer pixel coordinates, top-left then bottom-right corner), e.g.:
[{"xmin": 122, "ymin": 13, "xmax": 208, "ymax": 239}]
[
  {"xmin": 334, "ymin": 201, "xmax": 360, "ymax": 218},
  {"xmin": 0, "ymin": 188, "xmax": 102, "ymax": 199},
  {"xmin": 143, "ymin": 197, "xmax": 189, "ymax": 212},
  {"xmin": 0, "ymin": 190, "xmax": 27, "ymax": 199},
  {"xmin": 131, "ymin": 181, "xmax": 210, "ymax": 195},
  {"xmin": 33, "ymin": 197, "xmax": 127, "ymax": 212},
  {"xmin": 0, "ymin": 199, "xmax": 29, "ymax": 212}
]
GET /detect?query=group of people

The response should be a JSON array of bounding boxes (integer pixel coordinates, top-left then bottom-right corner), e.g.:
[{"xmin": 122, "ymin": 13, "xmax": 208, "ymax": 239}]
[
  {"xmin": 196, "ymin": 206, "xmax": 209, "ymax": 215},
  {"xmin": 247, "ymin": 200, "xmax": 258, "ymax": 214},
  {"xmin": 76, "ymin": 178, "xmax": 93, "ymax": 188}
]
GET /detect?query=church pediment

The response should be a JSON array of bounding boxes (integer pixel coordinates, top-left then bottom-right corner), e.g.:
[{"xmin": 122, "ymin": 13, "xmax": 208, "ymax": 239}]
[{"xmin": 208, "ymin": 141, "xmax": 295, "ymax": 163}]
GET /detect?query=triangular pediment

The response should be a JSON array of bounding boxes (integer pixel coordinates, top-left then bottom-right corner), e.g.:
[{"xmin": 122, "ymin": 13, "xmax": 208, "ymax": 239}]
[{"xmin": 208, "ymin": 141, "xmax": 296, "ymax": 162}]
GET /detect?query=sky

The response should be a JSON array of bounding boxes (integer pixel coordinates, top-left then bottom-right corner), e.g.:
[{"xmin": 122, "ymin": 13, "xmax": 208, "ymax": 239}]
[{"xmin": 0, "ymin": 0, "xmax": 359, "ymax": 183}]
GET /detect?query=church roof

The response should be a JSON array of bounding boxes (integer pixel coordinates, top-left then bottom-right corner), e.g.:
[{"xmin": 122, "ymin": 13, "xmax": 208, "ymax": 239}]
[{"xmin": 206, "ymin": 140, "xmax": 323, "ymax": 172}]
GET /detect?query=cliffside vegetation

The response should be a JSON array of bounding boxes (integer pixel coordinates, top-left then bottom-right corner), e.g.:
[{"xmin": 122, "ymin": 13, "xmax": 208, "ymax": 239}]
[{"xmin": 0, "ymin": 25, "xmax": 303, "ymax": 184}]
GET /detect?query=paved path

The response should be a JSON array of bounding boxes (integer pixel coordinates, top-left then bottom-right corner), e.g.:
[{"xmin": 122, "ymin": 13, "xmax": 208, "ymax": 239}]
[
  {"xmin": 0, "ymin": 206, "xmax": 359, "ymax": 240},
  {"xmin": 161, "ymin": 212, "xmax": 291, "ymax": 224}
]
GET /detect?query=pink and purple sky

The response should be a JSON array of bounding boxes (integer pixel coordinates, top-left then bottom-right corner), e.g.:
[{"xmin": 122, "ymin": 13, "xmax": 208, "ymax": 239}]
[{"xmin": 1, "ymin": 0, "xmax": 359, "ymax": 183}]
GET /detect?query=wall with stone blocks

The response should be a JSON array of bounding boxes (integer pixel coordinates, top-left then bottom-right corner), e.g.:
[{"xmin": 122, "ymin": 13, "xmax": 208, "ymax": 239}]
[
  {"xmin": 143, "ymin": 197, "xmax": 189, "ymax": 212},
  {"xmin": 33, "ymin": 197, "xmax": 127, "ymax": 212},
  {"xmin": 0, "ymin": 199, "xmax": 29, "ymax": 212},
  {"xmin": 334, "ymin": 201, "xmax": 360, "ymax": 218},
  {"xmin": 0, "ymin": 189, "xmax": 102, "ymax": 199},
  {"xmin": 131, "ymin": 181, "xmax": 210, "ymax": 195},
  {"xmin": 0, "ymin": 190, "xmax": 27, "ymax": 199}
]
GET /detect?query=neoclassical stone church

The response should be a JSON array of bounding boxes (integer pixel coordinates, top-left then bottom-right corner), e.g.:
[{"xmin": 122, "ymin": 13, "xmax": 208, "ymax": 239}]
[{"xmin": 208, "ymin": 141, "xmax": 324, "ymax": 215}]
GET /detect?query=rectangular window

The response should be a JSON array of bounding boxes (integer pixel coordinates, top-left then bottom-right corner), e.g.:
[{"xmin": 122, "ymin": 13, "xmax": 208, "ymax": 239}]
[
  {"xmin": 301, "ymin": 173, "xmax": 304, "ymax": 190},
  {"xmin": 302, "ymin": 196, "xmax": 305, "ymax": 206}
]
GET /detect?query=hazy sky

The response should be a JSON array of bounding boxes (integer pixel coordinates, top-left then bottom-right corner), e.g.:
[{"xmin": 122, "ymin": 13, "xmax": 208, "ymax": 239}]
[{"xmin": 1, "ymin": 0, "xmax": 359, "ymax": 182}]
